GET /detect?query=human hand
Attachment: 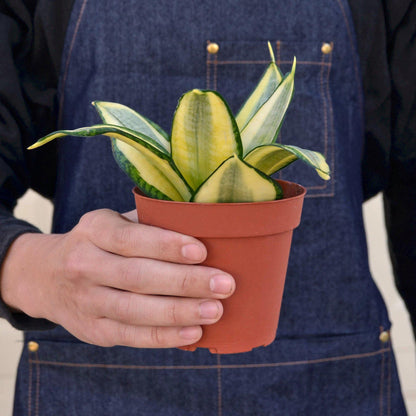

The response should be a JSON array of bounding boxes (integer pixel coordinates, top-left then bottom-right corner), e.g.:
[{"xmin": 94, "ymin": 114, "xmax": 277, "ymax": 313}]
[{"xmin": 0, "ymin": 209, "xmax": 235, "ymax": 348}]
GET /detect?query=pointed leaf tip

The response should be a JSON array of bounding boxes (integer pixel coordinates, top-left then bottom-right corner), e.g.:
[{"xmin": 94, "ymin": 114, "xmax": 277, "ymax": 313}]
[{"xmin": 267, "ymin": 41, "xmax": 275, "ymax": 63}]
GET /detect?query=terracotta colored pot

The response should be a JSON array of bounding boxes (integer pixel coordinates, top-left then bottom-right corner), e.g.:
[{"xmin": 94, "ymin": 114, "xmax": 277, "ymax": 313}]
[{"xmin": 133, "ymin": 180, "xmax": 306, "ymax": 354}]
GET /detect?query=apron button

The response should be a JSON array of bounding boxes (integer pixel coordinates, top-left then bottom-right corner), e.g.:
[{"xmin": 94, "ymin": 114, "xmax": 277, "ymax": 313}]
[
  {"xmin": 379, "ymin": 331, "xmax": 390, "ymax": 343},
  {"xmin": 321, "ymin": 42, "xmax": 333, "ymax": 54},
  {"xmin": 27, "ymin": 341, "xmax": 39, "ymax": 352},
  {"xmin": 207, "ymin": 42, "xmax": 219, "ymax": 54}
]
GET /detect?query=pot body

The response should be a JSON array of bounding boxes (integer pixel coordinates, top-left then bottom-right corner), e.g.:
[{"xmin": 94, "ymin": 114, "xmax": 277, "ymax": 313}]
[{"xmin": 133, "ymin": 180, "xmax": 306, "ymax": 353}]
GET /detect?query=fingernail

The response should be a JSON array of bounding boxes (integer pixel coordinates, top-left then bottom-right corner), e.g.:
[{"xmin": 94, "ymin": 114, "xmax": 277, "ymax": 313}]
[
  {"xmin": 181, "ymin": 244, "xmax": 204, "ymax": 262},
  {"xmin": 180, "ymin": 326, "xmax": 202, "ymax": 340},
  {"xmin": 199, "ymin": 301, "xmax": 220, "ymax": 319},
  {"xmin": 210, "ymin": 275, "xmax": 234, "ymax": 295}
]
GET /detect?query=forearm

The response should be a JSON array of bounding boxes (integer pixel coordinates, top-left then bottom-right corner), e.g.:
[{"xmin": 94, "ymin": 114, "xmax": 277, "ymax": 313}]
[{"xmin": 0, "ymin": 210, "xmax": 56, "ymax": 329}]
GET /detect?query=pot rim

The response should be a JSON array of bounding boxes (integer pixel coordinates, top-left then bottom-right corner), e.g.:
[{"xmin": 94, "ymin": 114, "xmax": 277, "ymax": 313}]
[{"xmin": 132, "ymin": 179, "xmax": 306, "ymax": 206}]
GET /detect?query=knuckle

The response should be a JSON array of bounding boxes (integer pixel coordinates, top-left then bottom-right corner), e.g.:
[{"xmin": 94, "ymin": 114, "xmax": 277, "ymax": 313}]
[
  {"xmin": 62, "ymin": 245, "xmax": 87, "ymax": 281},
  {"xmin": 156, "ymin": 232, "xmax": 180, "ymax": 259},
  {"xmin": 117, "ymin": 324, "xmax": 132, "ymax": 346},
  {"xmin": 114, "ymin": 293, "xmax": 135, "ymax": 323},
  {"xmin": 77, "ymin": 209, "xmax": 112, "ymax": 235},
  {"xmin": 178, "ymin": 270, "xmax": 196, "ymax": 294},
  {"xmin": 113, "ymin": 225, "xmax": 136, "ymax": 253},
  {"xmin": 120, "ymin": 260, "xmax": 145, "ymax": 291},
  {"xmin": 150, "ymin": 326, "xmax": 165, "ymax": 347},
  {"xmin": 165, "ymin": 302, "xmax": 179, "ymax": 325},
  {"xmin": 89, "ymin": 321, "xmax": 116, "ymax": 347}
]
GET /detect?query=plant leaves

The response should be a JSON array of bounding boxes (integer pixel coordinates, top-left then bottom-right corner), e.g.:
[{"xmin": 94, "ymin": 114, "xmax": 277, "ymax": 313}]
[
  {"xmin": 28, "ymin": 125, "xmax": 192, "ymax": 201},
  {"xmin": 244, "ymin": 144, "xmax": 298, "ymax": 175},
  {"xmin": 240, "ymin": 58, "xmax": 296, "ymax": 156},
  {"xmin": 245, "ymin": 143, "xmax": 331, "ymax": 180},
  {"xmin": 171, "ymin": 89, "xmax": 242, "ymax": 190},
  {"xmin": 236, "ymin": 41, "xmax": 283, "ymax": 133},
  {"xmin": 192, "ymin": 154, "xmax": 283, "ymax": 203},
  {"xmin": 92, "ymin": 101, "xmax": 170, "ymax": 153}
]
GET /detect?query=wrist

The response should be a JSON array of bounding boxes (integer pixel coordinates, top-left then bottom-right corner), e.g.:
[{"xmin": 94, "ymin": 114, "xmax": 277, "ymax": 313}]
[{"xmin": 0, "ymin": 233, "xmax": 61, "ymax": 319}]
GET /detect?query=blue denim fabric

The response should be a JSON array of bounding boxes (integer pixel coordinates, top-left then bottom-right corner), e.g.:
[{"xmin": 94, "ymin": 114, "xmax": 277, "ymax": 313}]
[{"xmin": 14, "ymin": 0, "xmax": 407, "ymax": 414}]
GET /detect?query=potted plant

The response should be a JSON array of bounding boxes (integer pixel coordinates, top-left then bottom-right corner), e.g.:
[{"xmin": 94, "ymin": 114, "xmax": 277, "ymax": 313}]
[{"xmin": 29, "ymin": 43, "xmax": 330, "ymax": 353}]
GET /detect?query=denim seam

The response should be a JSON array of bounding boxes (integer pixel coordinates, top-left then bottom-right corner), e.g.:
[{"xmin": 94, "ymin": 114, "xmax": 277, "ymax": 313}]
[
  {"xmin": 28, "ymin": 350, "xmax": 41, "ymax": 416},
  {"xmin": 206, "ymin": 41, "xmax": 211, "ymax": 90},
  {"xmin": 276, "ymin": 40, "xmax": 281, "ymax": 65},
  {"xmin": 28, "ymin": 347, "xmax": 390, "ymax": 370},
  {"xmin": 35, "ymin": 353, "xmax": 40, "ymax": 416},
  {"xmin": 214, "ymin": 61, "xmax": 331, "ymax": 66},
  {"xmin": 380, "ymin": 349, "xmax": 385, "ymax": 416},
  {"xmin": 334, "ymin": 0, "xmax": 364, "ymax": 121},
  {"xmin": 57, "ymin": 0, "xmax": 89, "ymax": 127},
  {"xmin": 217, "ymin": 355, "xmax": 223, "ymax": 416},
  {"xmin": 387, "ymin": 348, "xmax": 392, "ymax": 416},
  {"xmin": 307, "ymin": 42, "xmax": 335, "ymax": 196},
  {"xmin": 28, "ymin": 353, "xmax": 33, "ymax": 416}
]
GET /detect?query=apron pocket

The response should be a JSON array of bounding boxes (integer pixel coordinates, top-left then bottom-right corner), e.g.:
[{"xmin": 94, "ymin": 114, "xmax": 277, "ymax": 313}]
[{"xmin": 206, "ymin": 39, "xmax": 335, "ymax": 198}]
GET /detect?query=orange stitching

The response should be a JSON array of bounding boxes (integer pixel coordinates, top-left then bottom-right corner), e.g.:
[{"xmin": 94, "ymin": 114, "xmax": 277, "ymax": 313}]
[
  {"xmin": 213, "ymin": 53, "xmax": 218, "ymax": 91},
  {"xmin": 276, "ymin": 40, "xmax": 281, "ymax": 66},
  {"xmin": 387, "ymin": 348, "xmax": 392, "ymax": 416},
  {"xmin": 380, "ymin": 350, "xmax": 385, "ymax": 416},
  {"xmin": 334, "ymin": 0, "xmax": 364, "ymax": 119},
  {"xmin": 217, "ymin": 355, "xmax": 223, "ymax": 416},
  {"xmin": 28, "ymin": 347, "xmax": 390, "ymax": 370},
  {"xmin": 320, "ymin": 52, "xmax": 329, "ymax": 167},
  {"xmin": 35, "ymin": 351, "xmax": 40, "ymax": 416},
  {"xmin": 206, "ymin": 40, "xmax": 211, "ymax": 90},
  {"xmin": 326, "ymin": 45, "xmax": 335, "ymax": 196},
  {"xmin": 306, "ymin": 193, "xmax": 336, "ymax": 198},
  {"xmin": 57, "ymin": 0, "xmax": 89, "ymax": 127},
  {"xmin": 208, "ymin": 60, "xmax": 331, "ymax": 66},
  {"xmin": 28, "ymin": 352, "xmax": 32, "ymax": 416}
]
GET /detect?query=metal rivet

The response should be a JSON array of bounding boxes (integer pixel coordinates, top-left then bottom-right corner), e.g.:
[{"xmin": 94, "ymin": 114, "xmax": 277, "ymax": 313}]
[
  {"xmin": 321, "ymin": 42, "xmax": 333, "ymax": 54},
  {"xmin": 207, "ymin": 42, "xmax": 219, "ymax": 54},
  {"xmin": 379, "ymin": 331, "xmax": 390, "ymax": 343},
  {"xmin": 27, "ymin": 341, "xmax": 39, "ymax": 352}
]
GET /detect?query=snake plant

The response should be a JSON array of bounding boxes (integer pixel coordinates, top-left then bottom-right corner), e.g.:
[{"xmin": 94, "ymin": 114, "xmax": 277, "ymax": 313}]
[{"xmin": 29, "ymin": 42, "xmax": 330, "ymax": 203}]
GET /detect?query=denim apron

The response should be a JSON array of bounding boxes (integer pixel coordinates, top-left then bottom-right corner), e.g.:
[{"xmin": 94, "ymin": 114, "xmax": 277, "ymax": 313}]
[{"xmin": 14, "ymin": 0, "xmax": 408, "ymax": 415}]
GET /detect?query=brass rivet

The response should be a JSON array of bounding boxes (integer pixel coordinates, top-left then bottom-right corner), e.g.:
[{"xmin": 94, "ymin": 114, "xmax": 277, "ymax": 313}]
[
  {"xmin": 379, "ymin": 331, "xmax": 390, "ymax": 343},
  {"xmin": 27, "ymin": 341, "xmax": 39, "ymax": 352},
  {"xmin": 207, "ymin": 42, "xmax": 219, "ymax": 55},
  {"xmin": 321, "ymin": 42, "xmax": 333, "ymax": 54}
]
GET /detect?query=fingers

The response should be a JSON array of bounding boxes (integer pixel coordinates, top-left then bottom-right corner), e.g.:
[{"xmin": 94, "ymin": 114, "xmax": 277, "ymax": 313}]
[
  {"xmin": 90, "ymin": 319, "xmax": 203, "ymax": 348},
  {"xmin": 76, "ymin": 209, "xmax": 207, "ymax": 264},
  {"xmin": 92, "ymin": 286, "xmax": 224, "ymax": 327},
  {"xmin": 85, "ymin": 251, "xmax": 235, "ymax": 299}
]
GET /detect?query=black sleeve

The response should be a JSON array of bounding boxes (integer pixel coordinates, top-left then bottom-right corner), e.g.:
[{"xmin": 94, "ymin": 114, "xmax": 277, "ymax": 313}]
[
  {"xmin": 350, "ymin": 0, "xmax": 416, "ymax": 336},
  {"xmin": 0, "ymin": 0, "xmax": 72, "ymax": 330},
  {"xmin": 382, "ymin": 0, "xmax": 416, "ymax": 336}
]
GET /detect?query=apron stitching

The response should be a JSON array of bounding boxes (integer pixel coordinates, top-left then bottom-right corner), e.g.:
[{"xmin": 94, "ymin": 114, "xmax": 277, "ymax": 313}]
[
  {"xmin": 58, "ymin": 0, "xmax": 89, "ymax": 127},
  {"xmin": 35, "ymin": 351, "xmax": 40, "ymax": 416},
  {"xmin": 334, "ymin": 0, "xmax": 364, "ymax": 123},
  {"xmin": 213, "ymin": 60, "xmax": 330, "ymax": 66},
  {"xmin": 27, "ymin": 347, "xmax": 389, "ymax": 370},
  {"xmin": 380, "ymin": 349, "xmax": 385, "ymax": 416},
  {"xmin": 217, "ymin": 355, "xmax": 223, "ymax": 416},
  {"xmin": 387, "ymin": 346, "xmax": 392, "ymax": 416},
  {"xmin": 28, "ymin": 352, "xmax": 33, "ymax": 416},
  {"xmin": 213, "ymin": 53, "xmax": 218, "ymax": 91},
  {"xmin": 326, "ymin": 42, "xmax": 336, "ymax": 196},
  {"xmin": 320, "ymin": 51, "xmax": 329, "ymax": 158},
  {"xmin": 206, "ymin": 41, "xmax": 211, "ymax": 90},
  {"xmin": 276, "ymin": 40, "xmax": 281, "ymax": 66},
  {"xmin": 307, "ymin": 192, "xmax": 335, "ymax": 198},
  {"xmin": 319, "ymin": 50, "xmax": 330, "ymax": 194}
]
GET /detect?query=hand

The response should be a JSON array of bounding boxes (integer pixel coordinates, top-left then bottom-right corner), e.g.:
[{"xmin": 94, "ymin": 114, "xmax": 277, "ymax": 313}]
[{"xmin": 0, "ymin": 209, "xmax": 235, "ymax": 348}]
